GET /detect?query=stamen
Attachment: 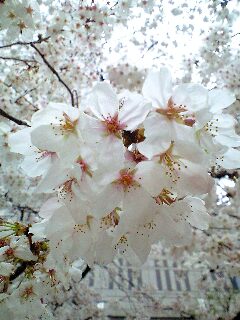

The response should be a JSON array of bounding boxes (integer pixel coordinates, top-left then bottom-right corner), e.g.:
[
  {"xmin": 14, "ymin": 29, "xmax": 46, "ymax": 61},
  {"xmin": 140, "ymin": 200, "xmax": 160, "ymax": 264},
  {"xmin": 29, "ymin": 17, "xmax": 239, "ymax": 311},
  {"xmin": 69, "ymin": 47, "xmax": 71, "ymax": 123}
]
[
  {"xmin": 156, "ymin": 97, "xmax": 195, "ymax": 127},
  {"xmin": 154, "ymin": 189, "xmax": 176, "ymax": 205}
]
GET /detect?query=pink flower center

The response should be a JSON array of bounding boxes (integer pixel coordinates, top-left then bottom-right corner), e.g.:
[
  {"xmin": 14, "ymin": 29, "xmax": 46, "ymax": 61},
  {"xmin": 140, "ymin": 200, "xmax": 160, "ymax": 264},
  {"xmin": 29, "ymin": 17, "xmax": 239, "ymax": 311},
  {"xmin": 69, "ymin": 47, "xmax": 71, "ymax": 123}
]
[
  {"xmin": 76, "ymin": 158, "xmax": 88, "ymax": 172},
  {"xmin": 76, "ymin": 157, "xmax": 92, "ymax": 177},
  {"xmin": 102, "ymin": 113, "xmax": 126, "ymax": 137},
  {"xmin": 20, "ymin": 286, "xmax": 34, "ymax": 299},
  {"xmin": 114, "ymin": 169, "xmax": 140, "ymax": 191},
  {"xmin": 157, "ymin": 97, "xmax": 195, "ymax": 127},
  {"xmin": 37, "ymin": 150, "xmax": 56, "ymax": 161},
  {"xmin": 59, "ymin": 178, "xmax": 77, "ymax": 200}
]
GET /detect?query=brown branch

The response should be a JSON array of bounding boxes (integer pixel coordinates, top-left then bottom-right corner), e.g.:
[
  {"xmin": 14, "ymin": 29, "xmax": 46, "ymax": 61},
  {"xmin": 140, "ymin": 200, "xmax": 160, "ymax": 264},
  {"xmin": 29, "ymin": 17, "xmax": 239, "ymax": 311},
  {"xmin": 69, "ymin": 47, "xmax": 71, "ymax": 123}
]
[
  {"xmin": 0, "ymin": 108, "xmax": 30, "ymax": 127},
  {"xmin": 30, "ymin": 43, "xmax": 75, "ymax": 107}
]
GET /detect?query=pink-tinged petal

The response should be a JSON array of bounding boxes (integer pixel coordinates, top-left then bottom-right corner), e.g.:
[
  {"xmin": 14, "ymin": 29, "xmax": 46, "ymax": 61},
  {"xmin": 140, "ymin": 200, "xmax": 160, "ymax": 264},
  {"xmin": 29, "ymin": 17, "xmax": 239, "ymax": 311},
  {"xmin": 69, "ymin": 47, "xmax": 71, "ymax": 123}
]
[
  {"xmin": 209, "ymin": 89, "xmax": 236, "ymax": 113},
  {"xmin": 89, "ymin": 82, "xmax": 119, "ymax": 119},
  {"xmin": 119, "ymin": 92, "xmax": 151, "ymax": 131},
  {"xmin": 173, "ymin": 84, "xmax": 208, "ymax": 112},
  {"xmin": 142, "ymin": 67, "xmax": 173, "ymax": 108},
  {"xmin": 217, "ymin": 148, "xmax": 240, "ymax": 169},
  {"xmin": 8, "ymin": 128, "xmax": 36, "ymax": 155}
]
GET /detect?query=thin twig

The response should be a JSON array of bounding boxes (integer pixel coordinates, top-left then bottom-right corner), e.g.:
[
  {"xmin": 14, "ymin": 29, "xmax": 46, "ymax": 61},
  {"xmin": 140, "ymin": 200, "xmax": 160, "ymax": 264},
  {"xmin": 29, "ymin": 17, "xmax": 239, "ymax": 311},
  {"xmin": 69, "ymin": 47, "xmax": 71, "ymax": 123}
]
[
  {"xmin": 0, "ymin": 56, "xmax": 37, "ymax": 64},
  {"xmin": 0, "ymin": 108, "xmax": 30, "ymax": 127},
  {"xmin": 232, "ymin": 33, "xmax": 240, "ymax": 38},
  {"xmin": 15, "ymin": 87, "xmax": 37, "ymax": 104},
  {"xmin": 2, "ymin": 81, "xmax": 38, "ymax": 110},
  {"xmin": 30, "ymin": 43, "xmax": 75, "ymax": 107},
  {"xmin": 141, "ymin": 40, "xmax": 158, "ymax": 58},
  {"xmin": 73, "ymin": 89, "xmax": 79, "ymax": 108},
  {"xmin": 0, "ymin": 36, "xmax": 50, "ymax": 50},
  {"xmin": 228, "ymin": 214, "xmax": 240, "ymax": 220}
]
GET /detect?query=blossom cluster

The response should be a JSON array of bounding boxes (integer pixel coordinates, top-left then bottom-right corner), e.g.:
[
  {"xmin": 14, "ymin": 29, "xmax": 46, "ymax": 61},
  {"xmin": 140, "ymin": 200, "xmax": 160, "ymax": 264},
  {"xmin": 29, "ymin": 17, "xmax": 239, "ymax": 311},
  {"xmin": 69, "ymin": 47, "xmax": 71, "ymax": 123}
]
[
  {"xmin": 0, "ymin": 0, "xmax": 41, "ymax": 40},
  {"xmin": 7, "ymin": 67, "xmax": 240, "ymax": 267}
]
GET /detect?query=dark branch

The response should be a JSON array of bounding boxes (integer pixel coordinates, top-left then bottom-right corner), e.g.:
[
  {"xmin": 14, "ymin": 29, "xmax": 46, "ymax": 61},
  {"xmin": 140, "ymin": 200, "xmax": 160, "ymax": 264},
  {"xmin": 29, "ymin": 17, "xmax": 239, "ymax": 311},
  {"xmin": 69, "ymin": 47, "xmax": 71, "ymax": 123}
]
[
  {"xmin": 9, "ymin": 262, "xmax": 29, "ymax": 281},
  {"xmin": 141, "ymin": 40, "xmax": 158, "ymax": 58},
  {"xmin": 0, "ymin": 56, "xmax": 37, "ymax": 65},
  {"xmin": 0, "ymin": 36, "xmax": 50, "ymax": 50},
  {"xmin": 15, "ymin": 87, "xmax": 37, "ymax": 104},
  {"xmin": 0, "ymin": 108, "xmax": 30, "ymax": 127},
  {"xmin": 30, "ymin": 43, "xmax": 75, "ymax": 107},
  {"xmin": 81, "ymin": 265, "xmax": 91, "ymax": 280},
  {"xmin": 73, "ymin": 90, "xmax": 79, "ymax": 108}
]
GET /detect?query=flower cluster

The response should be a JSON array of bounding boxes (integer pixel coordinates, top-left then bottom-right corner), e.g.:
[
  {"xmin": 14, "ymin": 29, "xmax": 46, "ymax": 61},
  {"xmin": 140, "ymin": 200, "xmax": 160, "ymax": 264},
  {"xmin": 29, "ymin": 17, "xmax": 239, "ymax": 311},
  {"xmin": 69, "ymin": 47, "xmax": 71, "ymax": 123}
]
[
  {"xmin": 0, "ymin": 218, "xmax": 57, "ymax": 319},
  {"xmin": 8, "ymin": 67, "xmax": 240, "ymax": 266},
  {"xmin": 0, "ymin": 0, "xmax": 41, "ymax": 40}
]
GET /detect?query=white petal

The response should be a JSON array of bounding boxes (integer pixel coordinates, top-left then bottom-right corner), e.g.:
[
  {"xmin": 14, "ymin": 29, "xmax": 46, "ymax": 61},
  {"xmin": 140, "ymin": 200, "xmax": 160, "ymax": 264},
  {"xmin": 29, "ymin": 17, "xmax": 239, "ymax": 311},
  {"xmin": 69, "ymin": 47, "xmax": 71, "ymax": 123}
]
[
  {"xmin": 142, "ymin": 67, "xmax": 173, "ymax": 108},
  {"xmin": 136, "ymin": 160, "xmax": 171, "ymax": 196},
  {"xmin": 138, "ymin": 114, "xmax": 171, "ymax": 158},
  {"xmin": 128, "ymin": 230, "xmax": 151, "ymax": 264},
  {"xmin": 175, "ymin": 161, "xmax": 214, "ymax": 196},
  {"xmin": 21, "ymin": 153, "xmax": 52, "ymax": 177},
  {"xmin": 215, "ymin": 134, "xmax": 240, "ymax": 147},
  {"xmin": 122, "ymin": 187, "xmax": 157, "ymax": 228},
  {"xmin": 217, "ymin": 148, "xmax": 240, "ymax": 169},
  {"xmin": 154, "ymin": 208, "xmax": 192, "ymax": 246},
  {"xmin": 209, "ymin": 89, "xmax": 236, "ymax": 113},
  {"xmin": 91, "ymin": 184, "xmax": 122, "ymax": 218},
  {"xmin": 184, "ymin": 197, "xmax": 210, "ymax": 230},
  {"xmin": 89, "ymin": 82, "xmax": 119, "ymax": 119},
  {"xmin": 36, "ymin": 161, "xmax": 70, "ymax": 193},
  {"xmin": 8, "ymin": 128, "xmax": 35, "ymax": 155},
  {"xmin": 173, "ymin": 84, "xmax": 208, "ymax": 112},
  {"xmin": 119, "ymin": 92, "xmax": 151, "ymax": 131},
  {"xmin": 31, "ymin": 125, "xmax": 63, "ymax": 151},
  {"xmin": 38, "ymin": 197, "xmax": 62, "ymax": 219},
  {"xmin": 0, "ymin": 262, "xmax": 14, "ymax": 276}
]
